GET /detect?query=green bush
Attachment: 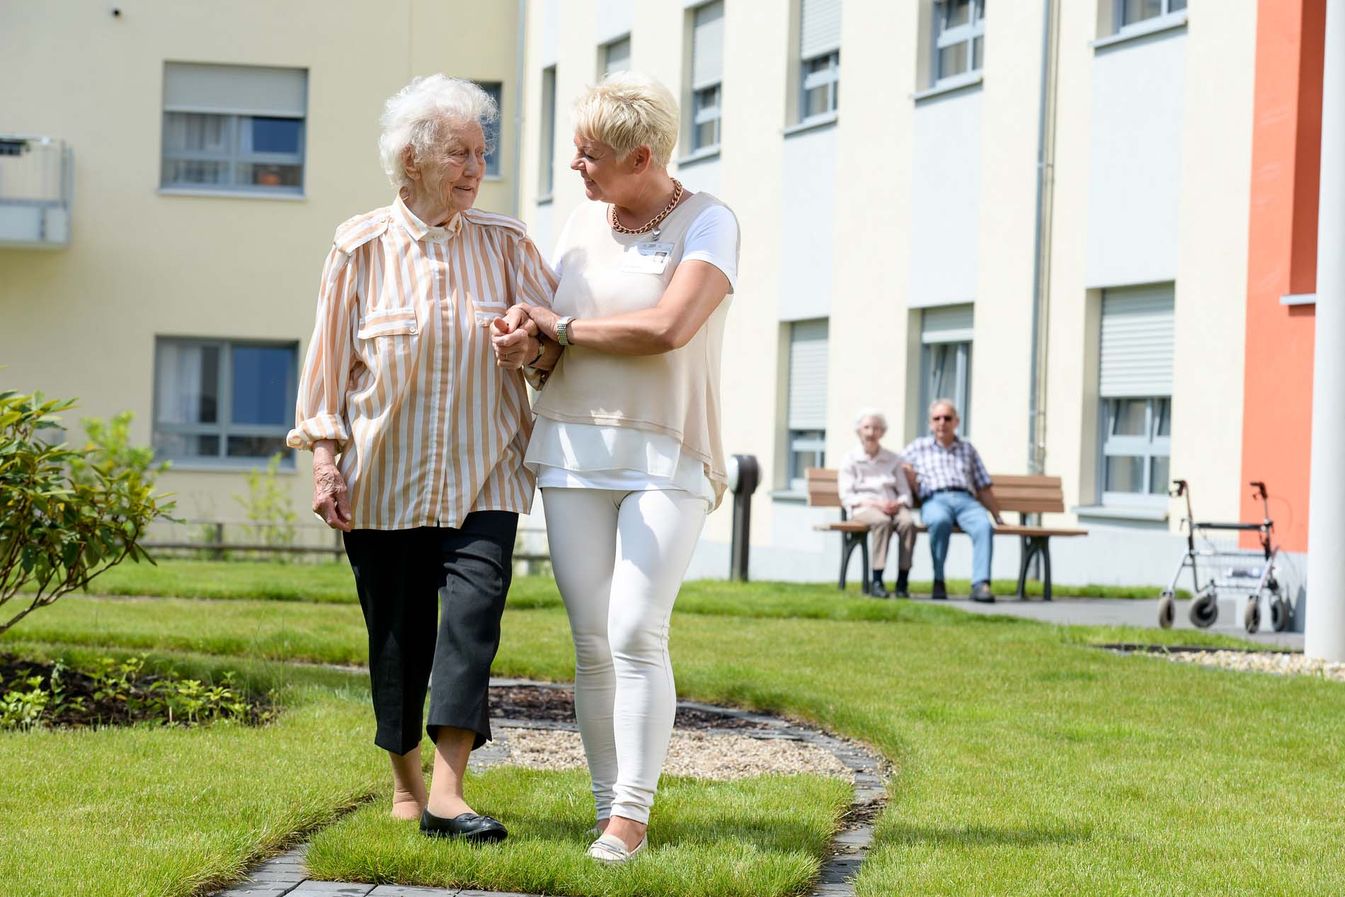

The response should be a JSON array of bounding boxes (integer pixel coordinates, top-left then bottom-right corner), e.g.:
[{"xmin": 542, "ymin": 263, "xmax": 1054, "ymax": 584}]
[
  {"xmin": 0, "ymin": 392, "xmax": 172, "ymax": 635},
  {"xmin": 236, "ymin": 452, "xmax": 299, "ymax": 555}
]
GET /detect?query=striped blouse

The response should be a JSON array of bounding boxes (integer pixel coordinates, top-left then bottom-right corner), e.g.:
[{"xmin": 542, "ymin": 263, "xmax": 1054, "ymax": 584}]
[{"xmin": 287, "ymin": 195, "xmax": 557, "ymax": 531}]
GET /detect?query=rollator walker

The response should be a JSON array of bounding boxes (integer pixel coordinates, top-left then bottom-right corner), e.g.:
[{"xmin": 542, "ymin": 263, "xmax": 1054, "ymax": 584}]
[{"xmin": 1157, "ymin": 480, "xmax": 1291, "ymax": 634}]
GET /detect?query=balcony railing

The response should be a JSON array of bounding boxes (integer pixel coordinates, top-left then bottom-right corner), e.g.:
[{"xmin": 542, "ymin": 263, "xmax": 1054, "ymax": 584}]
[{"xmin": 0, "ymin": 135, "xmax": 73, "ymax": 248}]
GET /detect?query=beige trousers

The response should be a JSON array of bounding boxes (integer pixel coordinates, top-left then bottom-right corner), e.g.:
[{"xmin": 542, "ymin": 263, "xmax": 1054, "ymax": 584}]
[{"xmin": 850, "ymin": 505, "xmax": 917, "ymax": 571}]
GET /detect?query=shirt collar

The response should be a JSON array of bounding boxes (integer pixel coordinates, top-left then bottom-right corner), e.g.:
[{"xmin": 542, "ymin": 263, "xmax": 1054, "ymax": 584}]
[{"xmin": 393, "ymin": 193, "xmax": 462, "ymax": 243}]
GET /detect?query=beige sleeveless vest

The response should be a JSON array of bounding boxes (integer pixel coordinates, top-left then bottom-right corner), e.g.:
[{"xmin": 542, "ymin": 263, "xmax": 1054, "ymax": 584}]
[{"xmin": 533, "ymin": 191, "xmax": 734, "ymax": 507}]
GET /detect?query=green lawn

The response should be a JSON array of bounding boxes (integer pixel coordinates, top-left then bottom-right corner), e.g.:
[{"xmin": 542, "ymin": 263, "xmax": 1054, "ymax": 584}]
[{"xmin": 2, "ymin": 562, "xmax": 1341, "ymax": 897}]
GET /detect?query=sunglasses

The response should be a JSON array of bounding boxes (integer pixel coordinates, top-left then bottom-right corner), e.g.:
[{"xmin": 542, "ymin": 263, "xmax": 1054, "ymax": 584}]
[{"xmin": 930, "ymin": 415, "xmax": 955, "ymax": 422}]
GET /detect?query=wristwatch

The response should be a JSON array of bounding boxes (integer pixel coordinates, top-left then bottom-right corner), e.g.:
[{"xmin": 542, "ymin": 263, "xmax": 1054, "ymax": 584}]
[{"xmin": 556, "ymin": 315, "xmax": 576, "ymax": 347}]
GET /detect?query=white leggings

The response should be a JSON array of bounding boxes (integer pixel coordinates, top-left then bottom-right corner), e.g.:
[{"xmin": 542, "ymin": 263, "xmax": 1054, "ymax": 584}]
[{"xmin": 541, "ymin": 487, "xmax": 707, "ymax": 825}]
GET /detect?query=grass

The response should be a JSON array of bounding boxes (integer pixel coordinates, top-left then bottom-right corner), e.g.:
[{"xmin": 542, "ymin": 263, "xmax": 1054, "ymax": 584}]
[
  {"xmin": 76, "ymin": 558, "xmax": 1173, "ymax": 603},
  {"xmin": 0, "ymin": 651, "xmax": 385, "ymax": 897},
  {"xmin": 3, "ymin": 562, "xmax": 1341, "ymax": 896},
  {"xmin": 305, "ymin": 768, "xmax": 851, "ymax": 897}
]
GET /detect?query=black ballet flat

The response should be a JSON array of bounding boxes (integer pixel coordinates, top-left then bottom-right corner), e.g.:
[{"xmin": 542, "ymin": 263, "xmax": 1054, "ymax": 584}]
[{"xmin": 419, "ymin": 809, "xmax": 508, "ymax": 843}]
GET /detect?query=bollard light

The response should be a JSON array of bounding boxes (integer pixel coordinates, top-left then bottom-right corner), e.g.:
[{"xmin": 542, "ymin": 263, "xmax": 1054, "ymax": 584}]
[{"xmin": 727, "ymin": 454, "xmax": 760, "ymax": 582}]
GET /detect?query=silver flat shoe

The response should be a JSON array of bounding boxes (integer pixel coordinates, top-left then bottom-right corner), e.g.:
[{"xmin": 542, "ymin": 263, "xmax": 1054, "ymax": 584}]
[{"xmin": 587, "ymin": 832, "xmax": 647, "ymax": 863}]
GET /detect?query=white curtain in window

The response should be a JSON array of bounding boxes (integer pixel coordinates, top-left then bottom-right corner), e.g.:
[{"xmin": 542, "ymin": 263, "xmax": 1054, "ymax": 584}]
[
  {"xmin": 800, "ymin": 0, "xmax": 842, "ymax": 57},
  {"xmin": 788, "ymin": 319, "xmax": 829, "ymax": 430},
  {"xmin": 156, "ymin": 342, "xmax": 206, "ymax": 424},
  {"xmin": 692, "ymin": 2, "xmax": 724, "ymax": 88},
  {"xmin": 1100, "ymin": 285, "xmax": 1174, "ymax": 397}
]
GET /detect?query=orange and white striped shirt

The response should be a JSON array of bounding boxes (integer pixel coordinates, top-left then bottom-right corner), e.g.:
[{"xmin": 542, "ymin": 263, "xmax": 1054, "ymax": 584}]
[{"xmin": 287, "ymin": 195, "xmax": 557, "ymax": 530}]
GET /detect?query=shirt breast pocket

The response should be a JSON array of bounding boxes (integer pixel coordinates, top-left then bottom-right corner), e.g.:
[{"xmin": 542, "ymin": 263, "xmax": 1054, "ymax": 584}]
[{"xmin": 357, "ymin": 307, "xmax": 420, "ymax": 368}]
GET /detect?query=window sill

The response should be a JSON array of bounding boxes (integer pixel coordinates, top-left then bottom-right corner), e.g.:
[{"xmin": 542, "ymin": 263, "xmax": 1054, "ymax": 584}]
[
  {"xmin": 1073, "ymin": 504, "xmax": 1168, "ymax": 523},
  {"xmin": 913, "ymin": 72, "xmax": 984, "ymax": 104},
  {"xmin": 164, "ymin": 460, "xmax": 297, "ymax": 474},
  {"xmin": 783, "ymin": 112, "xmax": 838, "ymax": 139},
  {"xmin": 770, "ymin": 489, "xmax": 809, "ymax": 504},
  {"xmin": 1091, "ymin": 11, "xmax": 1188, "ymax": 51},
  {"xmin": 676, "ymin": 146, "xmax": 721, "ymax": 167},
  {"xmin": 536, "ymin": 194, "xmax": 554, "ymax": 206},
  {"xmin": 158, "ymin": 187, "xmax": 306, "ymax": 202},
  {"xmin": 1281, "ymin": 293, "xmax": 1316, "ymax": 306}
]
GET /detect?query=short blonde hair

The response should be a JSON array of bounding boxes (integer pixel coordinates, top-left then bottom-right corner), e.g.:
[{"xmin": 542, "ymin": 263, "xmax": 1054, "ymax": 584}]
[
  {"xmin": 572, "ymin": 72, "xmax": 679, "ymax": 166},
  {"xmin": 378, "ymin": 75, "xmax": 498, "ymax": 189}
]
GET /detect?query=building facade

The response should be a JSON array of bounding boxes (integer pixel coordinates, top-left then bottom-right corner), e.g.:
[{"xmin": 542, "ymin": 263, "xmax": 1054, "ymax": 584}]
[
  {"xmin": 519, "ymin": 0, "xmax": 1321, "ymax": 602},
  {"xmin": 0, "ymin": 0, "xmax": 524, "ymax": 537}
]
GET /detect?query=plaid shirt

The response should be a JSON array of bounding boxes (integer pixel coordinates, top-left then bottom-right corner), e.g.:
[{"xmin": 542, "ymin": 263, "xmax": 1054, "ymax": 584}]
[{"xmin": 902, "ymin": 436, "xmax": 992, "ymax": 500}]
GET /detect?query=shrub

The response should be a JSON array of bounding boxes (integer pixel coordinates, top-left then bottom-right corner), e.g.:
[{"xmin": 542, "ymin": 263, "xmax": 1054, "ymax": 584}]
[
  {"xmin": 0, "ymin": 393, "xmax": 172, "ymax": 635},
  {"xmin": 235, "ymin": 452, "xmax": 298, "ymax": 555}
]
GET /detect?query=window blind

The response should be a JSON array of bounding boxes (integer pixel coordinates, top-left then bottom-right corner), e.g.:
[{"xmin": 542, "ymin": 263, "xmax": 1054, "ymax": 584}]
[
  {"xmin": 921, "ymin": 304, "xmax": 975, "ymax": 344},
  {"xmin": 163, "ymin": 62, "xmax": 307, "ymax": 117},
  {"xmin": 692, "ymin": 2, "xmax": 725, "ymax": 88},
  {"xmin": 800, "ymin": 0, "xmax": 842, "ymax": 58},
  {"xmin": 1100, "ymin": 286, "xmax": 1174, "ymax": 397},
  {"xmin": 788, "ymin": 319, "xmax": 829, "ymax": 430}
]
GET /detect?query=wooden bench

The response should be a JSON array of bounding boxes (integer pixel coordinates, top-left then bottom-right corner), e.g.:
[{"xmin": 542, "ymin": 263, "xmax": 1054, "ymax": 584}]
[{"xmin": 806, "ymin": 468, "xmax": 1087, "ymax": 600}]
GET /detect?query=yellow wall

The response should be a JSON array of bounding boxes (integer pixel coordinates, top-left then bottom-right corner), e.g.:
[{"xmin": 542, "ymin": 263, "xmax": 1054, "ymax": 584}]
[{"xmin": 0, "ymin": 0, "xmax": 520, "ymax": 524}]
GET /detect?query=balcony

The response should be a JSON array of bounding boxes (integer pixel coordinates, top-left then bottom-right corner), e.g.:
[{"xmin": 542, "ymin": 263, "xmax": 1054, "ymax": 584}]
[{"xmin": 0, "ymin": 135, "xmax": 73, "ymax": 248}]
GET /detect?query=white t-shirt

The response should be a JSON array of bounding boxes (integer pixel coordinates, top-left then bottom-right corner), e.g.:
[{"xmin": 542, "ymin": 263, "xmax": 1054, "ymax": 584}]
[{"xmin": 527, "ymin": 200, "xmax": 739, "ymax": 505}]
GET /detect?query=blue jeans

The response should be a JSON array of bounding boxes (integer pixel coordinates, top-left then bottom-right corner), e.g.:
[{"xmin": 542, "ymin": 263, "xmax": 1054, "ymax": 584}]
[{"xmin": 921, "ymin": 491, "xmax": 993, "ymax": 585}]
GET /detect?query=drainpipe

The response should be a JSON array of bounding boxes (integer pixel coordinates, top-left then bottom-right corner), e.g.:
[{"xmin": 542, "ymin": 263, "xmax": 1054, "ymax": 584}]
[
  {"xmin": 1306, "ymin": 0, "xmax": 1345, "ymax": 662},
  {"xmin": 511, "ymin": 0, "xmax": 527, "ymax": 217},
  {"xmin": 1027, "ymin": 0, "xmax": 1061, "ymax": 476}
]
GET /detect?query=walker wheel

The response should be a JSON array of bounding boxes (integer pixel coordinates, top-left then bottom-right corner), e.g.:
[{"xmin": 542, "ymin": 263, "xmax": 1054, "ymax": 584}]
[
  {"xmin": 1243, "ymin": 597, "xmax": 1261, "ymax": 634},
  {"xmin": 1271, "ymin": 597, "xmax": 1293, "ymax": 632},
  {"xmin": 1189, "ymin": 591, "xmax": 1218, "ymax": 628},
  {"xmin": 1157, "ymin": 592, "xmax": 1175, "ymax": 629}
]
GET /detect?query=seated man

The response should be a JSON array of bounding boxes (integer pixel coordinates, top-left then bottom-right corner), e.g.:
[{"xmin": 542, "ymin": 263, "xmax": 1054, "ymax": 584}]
[
  {"xmin": 903, "ymin": 399, "xmax": 1004, "ymax": 603},
  {"xmin": 838, "ymin": 409, "xmax": 916, "ymax": 598}
]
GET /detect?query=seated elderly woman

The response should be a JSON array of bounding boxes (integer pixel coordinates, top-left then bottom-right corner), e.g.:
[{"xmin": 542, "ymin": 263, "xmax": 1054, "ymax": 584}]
[
  {"xmin": 838, "ymin": 409, "xmax": 916, "ymax": 598},
  {"xmin": 287, "ymin": 75, "xmax": 557, "ymax": 844}
]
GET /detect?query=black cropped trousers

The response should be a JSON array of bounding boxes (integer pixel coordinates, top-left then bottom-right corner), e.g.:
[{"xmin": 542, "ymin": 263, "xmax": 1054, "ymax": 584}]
[{"xmin": 342, "ymin": 511, "xmax": 517, "ymax": 756}]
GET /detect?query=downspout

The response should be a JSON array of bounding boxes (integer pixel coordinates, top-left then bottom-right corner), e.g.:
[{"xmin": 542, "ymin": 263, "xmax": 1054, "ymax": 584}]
[
  {"xmin": 1027, "ymin": 0, "xmax": 1061, "ymax": 475},
  {"xmin": 511, "ymin": 0, "xmax": 527, "ymax": 216}
]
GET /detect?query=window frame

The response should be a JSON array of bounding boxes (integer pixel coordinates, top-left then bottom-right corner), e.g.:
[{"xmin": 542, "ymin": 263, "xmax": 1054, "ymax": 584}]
[
  {"xmin": 473, "ymin": 81, "xmax": 504, "ymax": 178},
  {"xmin": 600, "ymin": 34, "xmax": 632, "ymax": 76},
  {"xmin": 1114, "ymin": 0, "xmax": 1186, "ymax": 34},
  {"xmin": 932, "ymin": 0, "xmax": 985, "ymax": 85},
  {"xmin": 787, "ymin": 429, "xmax": 827, "ymax": 492},
  {"xmin": 538, "ymin": 66, "xmax": 557, "ymax": 198},
  {"xmin": 1098, "ymin": 396, "xmax": 1171, "ymax": 508},
  {"xmin": 152, "ymin": 336, "xmax": 298, "ymax": 468},
  {"xmin": 160, "ymin": 111, "xmax": 306, "ymax": 196},
  {"xmin": 919, "ymin": 339, "xmax": 973, "ymax": 439},
  {"xmin": 691, "ymin": 83, "xmax": 722, "ymax": 152},
  {"xmin": 800, "ymin": 49, "xmax": 840, "ymax": 122}
]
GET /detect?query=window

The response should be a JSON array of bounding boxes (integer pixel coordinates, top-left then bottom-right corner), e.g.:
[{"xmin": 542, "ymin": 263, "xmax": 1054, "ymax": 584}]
[
  {"xmin": 474, "ymin": 81, "xmax": 503, "ymax": 177},
  {"xmin": 798, "ymin": 0, "xmax": 841, "ymax": 122},
  {"xmin": 1116, "ymin": 0, "xmax": 1186, "ymax": 31},
  {"xmin": 933, "ymin": 0, "xmax": 985, "ymax": 84},
  {"xmin": 1097, "ymin": 286, "xmax": 1174, "ymax": 505},
  {"xmin": 601, "ymin": 35, "xmax": 631, "ymax": 75},
  {"xmin": 539, "ymin": 66, "xmax": 557, "ymax": 197},
  {"xmin": 920, "ymin": 305, "xmax": 973, "ymax": 437},
  {"xmin": 154, "ymin": 338, "xmax": 298, "ymax": 465},
  {"xmin": 786, "ymin": 319, "xmax": 829, "ymax": 490},
  {"xmin": 161, "ymin": 63, "xmax": 306, "ymax": 195},
  {"xmin": 689, "ymin": 2, "xmax": 724, "ymax": 152}
]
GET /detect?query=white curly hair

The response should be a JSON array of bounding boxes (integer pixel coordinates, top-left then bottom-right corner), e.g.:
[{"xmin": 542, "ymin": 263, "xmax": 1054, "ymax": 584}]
[{"xmin": 378, "ymin": 74, "xmax": 498, "ymax": 189}]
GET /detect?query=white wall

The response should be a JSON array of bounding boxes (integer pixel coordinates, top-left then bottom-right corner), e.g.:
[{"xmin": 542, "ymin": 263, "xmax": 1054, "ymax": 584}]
[
  {"xmin": 909, "ymin": 90, "xmax": 983, "ymax": 308},
  {"xmin": 777, "ymin": 125, "xmax": 839, "ymax": 322}
]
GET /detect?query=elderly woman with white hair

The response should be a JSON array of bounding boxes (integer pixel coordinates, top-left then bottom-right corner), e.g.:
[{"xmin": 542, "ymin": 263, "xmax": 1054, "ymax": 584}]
[
  {"xmin": 495, "ymin": 72, "xmax": 739, "ymax": 862},
  {"xmin": 287, "ymin": 75, "xmax": 558, "ymax": 844},
  {"xmin": 838, "ymin": 409, "xmax": 917, "ymax": 598}
]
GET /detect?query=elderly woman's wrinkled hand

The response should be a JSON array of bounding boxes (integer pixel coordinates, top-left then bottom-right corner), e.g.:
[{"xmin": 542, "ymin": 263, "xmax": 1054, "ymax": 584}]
[
  {"xmin": 491, "ymin": 317, "xmax": 540, "ymax": 369},
  {"xmin": 511, "ymin": 302, "xmax": 560, "ymax": 340},
  {"xmin": 312, "ymin": 461, "xmax": 353, "ymax": 531}
]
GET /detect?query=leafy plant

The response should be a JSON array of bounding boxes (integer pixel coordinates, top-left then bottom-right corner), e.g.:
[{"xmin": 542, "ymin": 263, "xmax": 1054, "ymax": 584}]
[
  {"xmin": 0, "ymin": 393, "xmax": 173, "ymax": 635},
  {"xmin": 235, "ymin": 453, "xmax": 298, "ymax": 554}
]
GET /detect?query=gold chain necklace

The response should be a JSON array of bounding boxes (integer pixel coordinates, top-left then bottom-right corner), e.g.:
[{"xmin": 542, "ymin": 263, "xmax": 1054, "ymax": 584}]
[{"xmin": 608, "ymin": 179, "xmax": 684, "ymax": 236}]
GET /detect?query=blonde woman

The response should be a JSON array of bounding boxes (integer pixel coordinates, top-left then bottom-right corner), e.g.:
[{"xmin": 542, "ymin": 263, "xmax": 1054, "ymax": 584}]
[{"xmin": 495, "ymin": 73, "xmax": 738, "ymax": 862}]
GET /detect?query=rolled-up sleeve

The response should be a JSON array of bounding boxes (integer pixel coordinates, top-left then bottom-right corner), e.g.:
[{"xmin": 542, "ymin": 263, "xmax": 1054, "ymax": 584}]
[
  {"xmin": 287, "ymin": 246, "xmax": 358, "ymax": 451},
  {"xmin": 512, "ymin": 235, "xmax": 558, "ymax": 308}
]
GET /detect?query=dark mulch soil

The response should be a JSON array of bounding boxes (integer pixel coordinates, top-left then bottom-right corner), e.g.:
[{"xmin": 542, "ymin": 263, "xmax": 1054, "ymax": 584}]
[
  {"xmin": 0, "ymin": 654, "xmax": 273, "ymax": 729},
  {"xmin": 489, "ymin": 684, "xmax": 770, "ymax": 731}
]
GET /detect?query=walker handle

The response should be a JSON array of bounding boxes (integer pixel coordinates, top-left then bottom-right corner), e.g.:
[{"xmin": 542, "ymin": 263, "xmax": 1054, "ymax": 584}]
[
  {"xmin": 1170, "ymin": 479, "xmax": 1188, "ymax": 498},
  {"xmin": 1250, "ymin": 481, "xmax": 1267, "ymax": 501}
]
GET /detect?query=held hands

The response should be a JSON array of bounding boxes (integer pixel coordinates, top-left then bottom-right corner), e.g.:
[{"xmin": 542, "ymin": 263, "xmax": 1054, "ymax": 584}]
[
  {"xmin": 312, "ymin": 460, "xmax": 352, "ymax": 532},
  {"xmin": 490, "ymin": 306, "xmax": 541, "ymax": 369}
]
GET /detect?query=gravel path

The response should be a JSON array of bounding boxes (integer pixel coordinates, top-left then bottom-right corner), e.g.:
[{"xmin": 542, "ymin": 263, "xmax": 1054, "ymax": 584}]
[{"xmin": 1162, "ymin": 649, "xmax": 1345, "ymax": 681}]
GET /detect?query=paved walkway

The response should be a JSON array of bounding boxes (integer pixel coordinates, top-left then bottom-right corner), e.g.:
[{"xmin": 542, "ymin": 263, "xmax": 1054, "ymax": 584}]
[
  {"xmin": 213, "ymin": 682, "xmax": 887, "ymax": 897},
  {"xmin": 909, "ymin": 593, "xmax": 1305, "ymax": 650}
]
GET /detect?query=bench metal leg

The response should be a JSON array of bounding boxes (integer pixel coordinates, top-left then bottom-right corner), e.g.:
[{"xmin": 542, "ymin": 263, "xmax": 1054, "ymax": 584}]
[
  {"xmin": 1015, "ymin": 536, "xmax": 1054, "ymax": 601},
  {"xmin": 839, "ymin": 532, "xmax": 871, "ymax": 595}
]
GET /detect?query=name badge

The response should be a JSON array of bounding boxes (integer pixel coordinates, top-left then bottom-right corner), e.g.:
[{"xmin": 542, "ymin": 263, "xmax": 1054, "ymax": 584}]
[{"xmin": 620, "ymin": 242, "xmax": 674, "ymax": 275}]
